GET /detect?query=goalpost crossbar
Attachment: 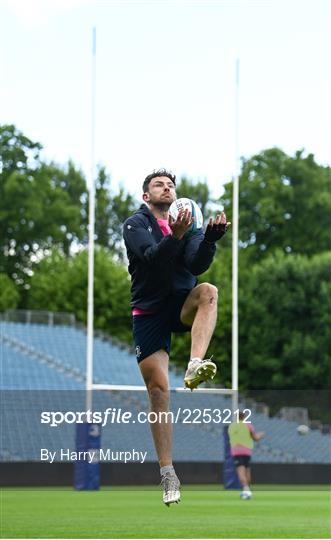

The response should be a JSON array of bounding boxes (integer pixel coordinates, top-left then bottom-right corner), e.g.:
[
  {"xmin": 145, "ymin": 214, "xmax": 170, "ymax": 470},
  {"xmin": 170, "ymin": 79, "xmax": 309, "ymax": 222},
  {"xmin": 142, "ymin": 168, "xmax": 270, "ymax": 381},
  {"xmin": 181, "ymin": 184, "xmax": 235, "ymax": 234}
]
[{"xmin": 91, "ymin": 383, "xmax": 236, "ymax": 395}]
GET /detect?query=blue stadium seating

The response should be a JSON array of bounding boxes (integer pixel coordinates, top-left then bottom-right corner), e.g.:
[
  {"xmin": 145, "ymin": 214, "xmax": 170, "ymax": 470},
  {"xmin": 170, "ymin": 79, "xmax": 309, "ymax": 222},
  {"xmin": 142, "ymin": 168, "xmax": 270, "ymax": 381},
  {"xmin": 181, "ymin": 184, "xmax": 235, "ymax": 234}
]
[
  {"xmin": 1, "ymin": 321, "xmax": 330, "ymax": 464},
  {"xmin": 1, "ymin": 321, "xmax": 186, "ymax": 387}
]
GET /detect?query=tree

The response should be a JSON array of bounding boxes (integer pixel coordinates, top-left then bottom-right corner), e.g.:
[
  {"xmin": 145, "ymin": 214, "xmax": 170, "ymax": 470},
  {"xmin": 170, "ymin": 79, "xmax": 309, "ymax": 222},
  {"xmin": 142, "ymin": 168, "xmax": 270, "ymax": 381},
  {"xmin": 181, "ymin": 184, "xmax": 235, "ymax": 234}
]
[
  {"xmin": 239, "ymin": 250, "xmax": 331, "ymax": 390},
  {"xmin": 94, "ymin": 167, "xmax": 111, "ymax": 248},
  {"xmin": 94, "ymin": 166, "xmax": 138, "ymax": 259},
  {"xmin": 0, "ymin": 274, "xmax": 19, "ymax": 311},
  {"xmin": 0, "ymin": 124, "xmax": 140, "ymax": 297},
  {"xmin": 0, "ymin": 123, "xmax": 41, "ymax": 179},
  {"xmin": 221, "ymin": 148, "xmax": 331, "ymax": 261},
  {"xmin": 0, "ymin": 125, "xmax": 87, "ymax": 286}
]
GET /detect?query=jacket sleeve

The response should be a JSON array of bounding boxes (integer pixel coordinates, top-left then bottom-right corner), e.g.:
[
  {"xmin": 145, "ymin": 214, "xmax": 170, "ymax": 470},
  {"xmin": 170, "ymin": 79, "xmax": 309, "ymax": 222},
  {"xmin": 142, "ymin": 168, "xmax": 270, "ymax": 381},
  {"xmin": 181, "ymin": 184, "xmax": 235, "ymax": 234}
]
[
  {"xmin": 123, "ymin": 217, "xmax": 182, "ymax": 265},
  {"xmin": 183, "ymin": 231, "xmax": 216, "ymax": 275}
]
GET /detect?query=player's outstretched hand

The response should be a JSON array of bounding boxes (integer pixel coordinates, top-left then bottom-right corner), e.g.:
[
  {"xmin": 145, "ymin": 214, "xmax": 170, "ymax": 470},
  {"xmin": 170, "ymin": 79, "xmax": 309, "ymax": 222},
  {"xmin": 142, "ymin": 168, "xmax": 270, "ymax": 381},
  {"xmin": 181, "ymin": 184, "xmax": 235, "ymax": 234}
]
[
  {"xmin": 204, "ymin": 212, "xmax": 231, "ymax": 243},
  {"xmin": 169, "ymin": 208, "xmax": 193, "ymax": 240}
]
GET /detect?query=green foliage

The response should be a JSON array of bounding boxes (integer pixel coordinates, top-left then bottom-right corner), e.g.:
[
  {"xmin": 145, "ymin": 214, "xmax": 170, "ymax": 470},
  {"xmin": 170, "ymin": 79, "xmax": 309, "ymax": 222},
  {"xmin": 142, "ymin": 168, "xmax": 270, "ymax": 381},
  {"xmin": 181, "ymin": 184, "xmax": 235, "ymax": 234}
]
[
  {"xmin": 222, "ymin": 148, "xmax": 331, "ymax": 261},
  {"xmin": 239, "ymin": 251, "xmax": 331, "ymax": 390},
  {"xmin": 0, "ymin": 274, "xmax": 19, "ymax": 311},
  {"xmin": 27, "ymin": 248, "xmax": 132, "ymax": 343},
  {"xmin": 95, "ymin": 166, "xmax": 138, "ymax": 258},
  {"xmin": 94, "ymin": 167, "xmax": 110, "ymax": 248},
  {"xmin": 0, "ymin": 125, "xmax": 138, "ymax": 288},
  {"xmin": 109, "ymin": 187, "xmax": 138, "ymax": 256},
  {"xmin": 0, "ymin": 124, "xmax": 41, "ymax": 178},
  {"xmin": 0, "ymin": 125, "xmax": 87, "ymax": 286}
]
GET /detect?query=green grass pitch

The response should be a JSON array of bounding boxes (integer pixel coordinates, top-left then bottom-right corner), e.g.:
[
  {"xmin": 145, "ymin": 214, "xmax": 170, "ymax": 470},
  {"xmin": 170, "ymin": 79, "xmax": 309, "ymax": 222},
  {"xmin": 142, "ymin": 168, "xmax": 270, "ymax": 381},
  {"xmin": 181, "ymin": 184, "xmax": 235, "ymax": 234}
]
[{"xmin": 1, "ymin": 486, "xmax": 330, "ymax": 538}]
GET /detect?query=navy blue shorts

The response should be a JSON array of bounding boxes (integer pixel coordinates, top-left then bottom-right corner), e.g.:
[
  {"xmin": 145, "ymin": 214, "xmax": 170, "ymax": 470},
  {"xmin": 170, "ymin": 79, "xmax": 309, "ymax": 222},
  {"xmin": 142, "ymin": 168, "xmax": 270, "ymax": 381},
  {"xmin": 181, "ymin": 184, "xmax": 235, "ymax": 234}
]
[
  {"xmin": 233, "ymin": 455, "xmax": 251, "ymax": 468},
  {"xmin": 132, "ymin": 291, "xmax": 192, "ymax": 363}
]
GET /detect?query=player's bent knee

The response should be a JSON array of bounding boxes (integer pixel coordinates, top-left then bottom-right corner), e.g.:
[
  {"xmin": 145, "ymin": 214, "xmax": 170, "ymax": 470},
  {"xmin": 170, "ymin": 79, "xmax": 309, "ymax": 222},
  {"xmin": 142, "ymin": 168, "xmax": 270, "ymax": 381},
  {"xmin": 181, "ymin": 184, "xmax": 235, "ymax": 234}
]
[{"xmin": 198, "ymin": 283, "xmax": 218, "ymax": 304}]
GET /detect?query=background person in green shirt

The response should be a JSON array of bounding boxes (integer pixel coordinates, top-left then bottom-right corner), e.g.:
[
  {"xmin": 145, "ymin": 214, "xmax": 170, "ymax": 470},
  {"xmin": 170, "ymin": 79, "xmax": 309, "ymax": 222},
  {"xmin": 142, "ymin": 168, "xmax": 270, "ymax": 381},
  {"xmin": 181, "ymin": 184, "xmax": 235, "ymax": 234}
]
[{"xmin": 228, "ymin": 411, "xmax": 265, "ymax": 499}]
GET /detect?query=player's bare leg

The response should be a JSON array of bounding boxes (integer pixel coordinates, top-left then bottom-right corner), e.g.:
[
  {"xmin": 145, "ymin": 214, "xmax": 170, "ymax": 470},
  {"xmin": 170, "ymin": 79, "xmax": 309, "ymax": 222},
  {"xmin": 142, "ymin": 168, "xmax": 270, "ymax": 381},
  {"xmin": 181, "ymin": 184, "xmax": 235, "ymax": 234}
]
[
  {"xmin": 246, "ymin": 467, "xmax": 252, "ymax": 486},
  {"xmin": 139, "ymin": 350, "xmax": 172, "ymax": 466},
  {"xmin": 236, "ymin": 465, "xmax": 248, "ymax": 487},
  {"xmin": 237, "ymin": 465, "xmax": 252, "ymax": 499},
  {"xmin": 180, "ymin": 283, "xmax": 218, "ymax": 389},
  {"xmin": 139, "ymin": 350, "xmax": 180, "ymax": 505}
]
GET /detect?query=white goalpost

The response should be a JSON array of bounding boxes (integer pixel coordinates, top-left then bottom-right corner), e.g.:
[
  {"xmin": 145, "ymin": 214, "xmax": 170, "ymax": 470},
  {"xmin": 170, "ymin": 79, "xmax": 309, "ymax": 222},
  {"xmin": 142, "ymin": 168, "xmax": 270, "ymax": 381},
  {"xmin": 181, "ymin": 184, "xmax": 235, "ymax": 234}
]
[
  {"xmin": 85, "ymin": 32, "xmax": 240, "ymax": 410},
  {"xmin": 86, "ymin": 27, "xmax": 96, "ymax": 412},
  {"xmin": 231, "ymin": 58, "xmax": 240, "ymax": 411}
]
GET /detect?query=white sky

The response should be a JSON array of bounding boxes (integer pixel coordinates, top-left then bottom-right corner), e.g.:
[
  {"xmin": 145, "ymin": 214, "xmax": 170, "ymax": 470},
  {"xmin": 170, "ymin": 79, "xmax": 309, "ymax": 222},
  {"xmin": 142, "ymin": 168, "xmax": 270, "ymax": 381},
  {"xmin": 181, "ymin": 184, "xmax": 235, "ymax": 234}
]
[{"xmin": 1, "ymin": 0, "xmax": 330, "ymax": 199}]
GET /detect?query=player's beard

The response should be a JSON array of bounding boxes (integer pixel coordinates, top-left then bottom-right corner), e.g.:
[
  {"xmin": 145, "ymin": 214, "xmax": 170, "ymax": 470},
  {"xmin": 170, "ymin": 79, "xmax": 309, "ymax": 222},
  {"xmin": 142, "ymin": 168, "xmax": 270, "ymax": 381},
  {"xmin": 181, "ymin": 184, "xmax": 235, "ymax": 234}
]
[
  {"xmin": 148, "ymin": 193, "xmax": 173, "ymax": 212},
  {"xmin": 152, "ymin": 202, "xmax": 171, "ymax": 212}
]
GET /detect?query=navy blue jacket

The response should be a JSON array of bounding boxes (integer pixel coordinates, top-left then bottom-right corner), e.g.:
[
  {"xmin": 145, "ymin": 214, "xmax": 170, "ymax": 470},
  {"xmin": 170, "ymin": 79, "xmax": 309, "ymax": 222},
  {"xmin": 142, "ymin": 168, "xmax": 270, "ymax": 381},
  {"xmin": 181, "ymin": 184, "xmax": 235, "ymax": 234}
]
[{"xmin": 123, "ymin": 204, "xmax": 216, "ymax": 310}]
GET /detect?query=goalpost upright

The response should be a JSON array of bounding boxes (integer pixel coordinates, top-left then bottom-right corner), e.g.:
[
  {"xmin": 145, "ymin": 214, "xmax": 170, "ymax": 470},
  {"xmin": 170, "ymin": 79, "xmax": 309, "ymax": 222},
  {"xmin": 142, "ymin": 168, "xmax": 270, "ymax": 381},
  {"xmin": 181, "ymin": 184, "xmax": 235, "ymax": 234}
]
[
  {"xmin": 86, "ymin": 27, "xmax": 97, "ymax": 412},
  {"xmin": 231, "ymin": 58, "xmax": 240, "ymax": 411}
]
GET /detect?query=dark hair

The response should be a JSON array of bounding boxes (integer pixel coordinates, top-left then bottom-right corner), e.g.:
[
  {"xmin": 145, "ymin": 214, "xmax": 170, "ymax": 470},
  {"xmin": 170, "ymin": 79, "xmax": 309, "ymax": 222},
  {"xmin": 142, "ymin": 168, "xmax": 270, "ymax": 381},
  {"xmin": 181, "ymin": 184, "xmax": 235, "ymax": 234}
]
[
  {"xmin": 238, "ymin": 411, "xmax": 245, "ymax": 421},
  {"xmin": 142, "ymin": 168, "xmax": 176, "ymax": 193}
]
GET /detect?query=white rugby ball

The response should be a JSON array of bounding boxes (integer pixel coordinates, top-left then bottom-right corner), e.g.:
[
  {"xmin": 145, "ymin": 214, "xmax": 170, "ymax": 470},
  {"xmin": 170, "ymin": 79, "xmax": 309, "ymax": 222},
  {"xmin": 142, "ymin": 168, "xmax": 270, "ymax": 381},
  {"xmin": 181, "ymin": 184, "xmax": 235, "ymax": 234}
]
[
  {"xmin": 169, "ymin": 198, "xmax": 203, "ymax": 236},
  {"xmin": 296, "ymin": 424, "xmax": 310, "ymax": 435}
]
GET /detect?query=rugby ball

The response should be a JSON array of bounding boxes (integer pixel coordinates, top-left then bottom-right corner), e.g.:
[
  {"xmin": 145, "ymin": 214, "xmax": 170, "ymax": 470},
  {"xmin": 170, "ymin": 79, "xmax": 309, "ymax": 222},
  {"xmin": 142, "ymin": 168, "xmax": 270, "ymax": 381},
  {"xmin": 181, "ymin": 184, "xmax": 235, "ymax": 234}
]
[
  {"xmin": 296, "ymin": 424, "xmax": 310, "ymax": 435},
  {"xmin": 169, "ymin": 198, "xmax": 203, "ymax": 236}
]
